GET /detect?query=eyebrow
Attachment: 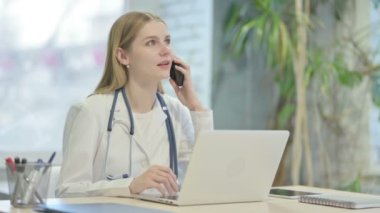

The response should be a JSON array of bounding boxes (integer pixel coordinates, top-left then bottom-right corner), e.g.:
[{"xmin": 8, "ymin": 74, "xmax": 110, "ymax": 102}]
[{"xmin": 143, "ymin": 35, "xmax": 171, "ymax": 41}]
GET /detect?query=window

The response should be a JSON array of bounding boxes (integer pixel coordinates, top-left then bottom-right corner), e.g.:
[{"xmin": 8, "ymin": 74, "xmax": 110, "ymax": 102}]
[
  {"xmin": 0, "ymin": 0, "xmax": 126, "ymax": 158},
  {"xmin": 0, "ymin": 0, "xmax": 213, "ymax": 163}
]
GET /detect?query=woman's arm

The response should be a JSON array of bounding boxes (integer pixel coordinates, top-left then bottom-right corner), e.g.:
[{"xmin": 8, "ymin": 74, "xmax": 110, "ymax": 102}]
[{"xmin": 56, "ymin": 103, "xmax": 134, "ymax": 197}]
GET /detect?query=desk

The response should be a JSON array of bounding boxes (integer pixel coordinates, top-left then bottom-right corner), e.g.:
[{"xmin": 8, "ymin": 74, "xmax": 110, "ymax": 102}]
[{"xmin": 1, "ymin": 186, "xmax": 380, "ymax": 213}]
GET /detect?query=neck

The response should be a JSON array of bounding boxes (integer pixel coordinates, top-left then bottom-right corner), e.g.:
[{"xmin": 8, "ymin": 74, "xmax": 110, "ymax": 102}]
[{"xmin": 125, "ymin": 80, "xmax": 158, "ymax": 113}]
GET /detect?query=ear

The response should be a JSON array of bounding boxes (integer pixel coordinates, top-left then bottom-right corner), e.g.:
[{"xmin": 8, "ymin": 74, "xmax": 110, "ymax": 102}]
[{"xmin": 115, "ymin": 47, "xmax": 129, "ymax": 65}]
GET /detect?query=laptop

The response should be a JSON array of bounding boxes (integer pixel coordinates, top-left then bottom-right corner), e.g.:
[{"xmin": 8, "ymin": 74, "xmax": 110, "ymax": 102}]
[{"xmin": 133, "ymin": 130, "xmax": 289, "ymax": 206}]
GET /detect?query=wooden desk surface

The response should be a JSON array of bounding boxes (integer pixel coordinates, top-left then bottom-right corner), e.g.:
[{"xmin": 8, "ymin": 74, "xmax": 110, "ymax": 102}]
[{"xmin": 1, "ymin": 186, "xmax": 380, "ymax": 213}]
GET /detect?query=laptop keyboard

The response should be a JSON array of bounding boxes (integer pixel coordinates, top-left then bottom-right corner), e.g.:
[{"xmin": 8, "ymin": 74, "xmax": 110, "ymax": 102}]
[{"xmin": 162, "ymin": 195, "xmax": 179, "ymax": 200}]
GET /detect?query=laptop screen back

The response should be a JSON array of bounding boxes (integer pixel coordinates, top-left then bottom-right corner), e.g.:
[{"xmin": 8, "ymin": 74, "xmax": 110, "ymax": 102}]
[{"xmin": 177, "ymin": 130, "xmax": 289, "ymax": 205}]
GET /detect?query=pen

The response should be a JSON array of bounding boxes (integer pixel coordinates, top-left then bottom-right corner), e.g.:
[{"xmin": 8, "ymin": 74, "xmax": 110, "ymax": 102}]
[
  {"xmin": 21, "ymin": 158, "xmax": 27, "ymax": 164},
  {"xmin": 42, "ymin": 151, "xmax": 56, "ymax": 174},
  {"xmin": 11, "ymin": 157, "xmax": 24, "ymax": 204},
  {"xmin": 14, "ymin": 157, "xmax": 20, "ymax": 171},
  {"xmin": 5, "ymin": 157, "xmax": 16, "ymax": 172},
  {"xmin": 47, "ymin": 151, "xmax": 56, "ymax": 164},
  {"xmin": 21, "ymin": 158, "xmax": 27, "ymax": 172}
]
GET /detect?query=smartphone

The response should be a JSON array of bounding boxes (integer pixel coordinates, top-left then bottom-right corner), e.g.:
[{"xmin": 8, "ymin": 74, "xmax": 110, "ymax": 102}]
[
  {"xmin": 170, "ymin": 62, "xmax": 184, "ymax": 87},
  {"xmin": 269, "ymin": 188, "xmax": 320, "ymax": 199}
]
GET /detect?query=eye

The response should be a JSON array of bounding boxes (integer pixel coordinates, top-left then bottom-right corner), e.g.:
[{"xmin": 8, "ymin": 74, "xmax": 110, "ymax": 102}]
[
  {"xmin": 146, "ymin": 40, "xmax": 156, "ymax": 46},
  {"xmin": 165, "ymin": 38, "xmax": 171, "ymax": 45}
]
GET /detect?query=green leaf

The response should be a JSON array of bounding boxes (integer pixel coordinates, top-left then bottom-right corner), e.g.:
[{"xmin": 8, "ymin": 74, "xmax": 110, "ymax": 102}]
[
  {"xmin": 232, "ymin": 19, "xmax": 258, "ymax": 56},
  {"xmin": 278, "ymin": 103, "xmax": 295, "ymax": 128},
  {"xmin": 332, "ymin": 55, "xmax": 364, "ymax": 87},
  {"xmin": 338, "ymin": 71, "xmax": 363, "ymax": 87},
  {"xmin": 254, "ymin": 14, "xmax": 269, "ymax": 48},
  {"xmin": 268, "ymin": 16, "xmax": 280, "ymax": 65},
  {"xmin": 341, "ymin": 174, "xmax": 362, "ymax": 192},
  {"xmin": 277, "ymin": 67, "xmax": 296, "ymax": 98},
  {"xmin": 224, "ymin": 3, "xmax": 242, "ymax": 33},
  {"xmin": 278, "ymin": 21, "xmax": 290, "ymax": 66}
]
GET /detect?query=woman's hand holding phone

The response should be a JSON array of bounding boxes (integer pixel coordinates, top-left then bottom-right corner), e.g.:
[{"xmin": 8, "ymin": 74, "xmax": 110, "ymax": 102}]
[{"xmin": 169, "ymin": 58, "xmax": 205, "ymax": 111}]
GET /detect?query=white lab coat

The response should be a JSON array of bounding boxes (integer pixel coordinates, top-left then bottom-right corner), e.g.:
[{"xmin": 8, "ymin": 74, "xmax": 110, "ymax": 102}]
[{"xmin": 55, "ymin": 92, "xmax": 213, "ymax": 198}]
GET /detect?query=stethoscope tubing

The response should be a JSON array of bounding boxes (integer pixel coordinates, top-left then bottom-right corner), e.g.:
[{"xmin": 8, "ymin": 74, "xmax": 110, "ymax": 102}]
[{"xmin": 104, "ymin": 87, "xmax": 178, "ymax": 179}]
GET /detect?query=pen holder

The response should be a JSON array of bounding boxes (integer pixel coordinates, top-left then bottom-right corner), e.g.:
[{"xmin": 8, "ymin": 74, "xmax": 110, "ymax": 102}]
[{"xmin": 6, "ymin": 162, "xmax": 52, "ymax": 208}]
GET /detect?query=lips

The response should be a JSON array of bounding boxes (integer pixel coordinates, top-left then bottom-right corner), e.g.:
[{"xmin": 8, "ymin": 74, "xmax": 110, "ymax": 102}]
[{"xmin": 157, "ymin": 60, "xmax": 170, "ymax": 66}]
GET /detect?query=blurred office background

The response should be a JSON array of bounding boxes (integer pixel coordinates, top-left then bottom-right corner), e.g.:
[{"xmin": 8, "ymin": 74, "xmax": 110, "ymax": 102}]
[{"xmin": 1, "ymin": 0, "xmax": 380, "ymax": 197}]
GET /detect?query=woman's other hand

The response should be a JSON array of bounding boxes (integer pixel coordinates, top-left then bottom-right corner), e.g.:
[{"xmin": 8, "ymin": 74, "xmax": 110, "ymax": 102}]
[{"xmin": 129, "ymin": 165, "xmax": 179, "ymax": 196}]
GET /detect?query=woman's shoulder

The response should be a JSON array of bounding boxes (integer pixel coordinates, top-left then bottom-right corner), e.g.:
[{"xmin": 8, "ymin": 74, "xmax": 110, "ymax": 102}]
[
  {"xmin": 72, "ymin": 93, "xmax": 113, "ymax": 115},
  {"xmin": 85, "ymin": 93, "xmax": 112, "ymax": 105}
]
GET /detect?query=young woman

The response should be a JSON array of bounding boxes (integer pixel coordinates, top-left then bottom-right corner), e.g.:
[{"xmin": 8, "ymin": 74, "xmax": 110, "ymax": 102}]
[{"xmin": 55, "ymin": 11, "xmax": 213, "ymax": 198}]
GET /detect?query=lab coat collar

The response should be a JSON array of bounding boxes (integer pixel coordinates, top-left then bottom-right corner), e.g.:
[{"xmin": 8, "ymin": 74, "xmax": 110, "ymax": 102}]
[{"xmin": 111, "ymin": 92, "xmax": 168, "ymax": 125}]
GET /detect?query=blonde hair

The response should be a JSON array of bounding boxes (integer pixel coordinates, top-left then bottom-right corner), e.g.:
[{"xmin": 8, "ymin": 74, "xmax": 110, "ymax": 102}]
[{"xmin": 94, "ymin": 11, "xmax": 165, "ymax": 94}]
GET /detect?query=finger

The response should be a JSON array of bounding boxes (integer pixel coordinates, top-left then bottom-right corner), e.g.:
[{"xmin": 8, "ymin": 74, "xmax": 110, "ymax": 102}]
[
  {"xmin": 155, "ymin": 171, "xmax": 179, "ymax": 192},
  {"xmin": 152, "ymin": 171, "xmax": 173, "ymax": 183},
  {"xmin": 173, "ymin": 58, "xmax": 190, "ymax": 70},
  {"xmin": 154, "ymin": 176, "xmax": 177, "ymax": 194},
  {"xmin": 173, "ymin": 65, "xmax": 192, "ymax": 87},
  {"xmin": 159, "ymin": 183, "xmax": 168, "ymax": 197},
  {"xmin": 150, "ymin": 165, "xmax": 173, "ymax": 174},
  {"xmin": 151, "ymin": 165, "xmax": 175, "ymax": 176},
  {"xmin": 168, "ymin": 169, "xmax": 178, "ymax": 181},
  {"xmin": 169, "ymin": 78, "xmax": 181, "ymax": 91},
  {"xmin": 161, "ymin": 172, "xmax": 178, "ymax": 192},
  {"xmin": 150, "ymin": 182, "xmax": 167, "ymax": 197},
  {"xmin": 175, "ymin": 65, "xmax": 187, "ymax": 75},
  {"xmin": 150, "ymin": 165, "xmax": 179, "ymax": 185},
  {"xmin": 161, "ymin": 178, "xmax": 175, "ymax": 194},
  {"xmin": 154, "ymin": 165, "xmax": 178, "ymax": 181},
  {"xmin": 168, "ymin": 177, "xmax": 179, "ymax": 192}
]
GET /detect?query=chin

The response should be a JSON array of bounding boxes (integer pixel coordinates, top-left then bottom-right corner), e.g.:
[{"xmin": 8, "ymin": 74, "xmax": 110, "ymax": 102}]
[
  {"xmin": 154, "ymin": 68, "xmax": 169, "ymax": 78},
  {"xmin": 159, "ymin": 72, "xmax": 170, "ymax": 79}
]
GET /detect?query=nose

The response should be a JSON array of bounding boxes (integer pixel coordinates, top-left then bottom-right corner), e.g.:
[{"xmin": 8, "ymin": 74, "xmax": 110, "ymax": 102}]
[{"xmin": 159, "ymin": 43, "xmax": 171, "ymax": 57}]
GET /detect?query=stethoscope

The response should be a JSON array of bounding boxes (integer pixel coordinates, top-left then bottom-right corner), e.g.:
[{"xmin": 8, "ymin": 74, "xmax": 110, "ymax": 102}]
[{"xmin": 104, "ymin": 87, "xmax": 178, "ymax": 180}]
